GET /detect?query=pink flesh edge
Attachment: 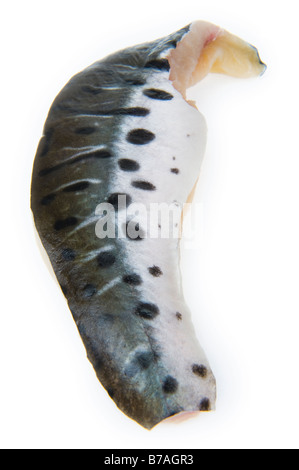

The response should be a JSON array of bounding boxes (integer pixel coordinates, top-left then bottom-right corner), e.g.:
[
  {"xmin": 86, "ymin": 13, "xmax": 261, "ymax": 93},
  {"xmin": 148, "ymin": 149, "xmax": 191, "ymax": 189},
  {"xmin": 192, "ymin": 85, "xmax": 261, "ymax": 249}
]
[
  {"xmin": 161, "ymin": 410, "xmax": 203, "ymax": 427},
  {"xmin": 167, "ymin": 21, "xmax": 222, "ymax": 103}
]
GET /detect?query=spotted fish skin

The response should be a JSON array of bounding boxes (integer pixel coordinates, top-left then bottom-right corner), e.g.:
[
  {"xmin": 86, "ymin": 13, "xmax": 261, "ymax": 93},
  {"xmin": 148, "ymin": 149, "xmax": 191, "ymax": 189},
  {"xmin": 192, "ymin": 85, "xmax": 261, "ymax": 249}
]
[{"xmin": 31, "ymin": 21, "xmax": 265, "ymax": 429}]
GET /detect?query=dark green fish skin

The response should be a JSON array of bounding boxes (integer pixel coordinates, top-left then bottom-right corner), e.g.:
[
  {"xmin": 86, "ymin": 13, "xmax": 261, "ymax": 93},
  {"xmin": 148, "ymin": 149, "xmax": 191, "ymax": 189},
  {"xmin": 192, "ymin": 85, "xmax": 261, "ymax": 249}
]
[{"xmin": 31, "ymin": 23, "xmax": 216, "ymax": 429}]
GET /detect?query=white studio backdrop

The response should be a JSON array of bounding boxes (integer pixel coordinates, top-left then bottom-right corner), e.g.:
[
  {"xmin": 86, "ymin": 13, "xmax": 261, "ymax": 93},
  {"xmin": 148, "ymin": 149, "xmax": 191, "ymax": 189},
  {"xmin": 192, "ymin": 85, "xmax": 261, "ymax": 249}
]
[{"xmin": 1, "ymin": 0, "xmax": 299, "ymax": 449}]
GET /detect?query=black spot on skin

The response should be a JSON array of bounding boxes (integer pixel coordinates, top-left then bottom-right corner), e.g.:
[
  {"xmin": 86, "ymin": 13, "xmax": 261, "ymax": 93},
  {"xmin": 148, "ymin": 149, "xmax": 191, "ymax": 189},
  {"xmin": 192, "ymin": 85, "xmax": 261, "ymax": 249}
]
[
  {"xmin": 135, "ymin": 351, "xmax": 154, "ymax": 370},
  {"xmin": 148, "ymin": 266, "xmax": 163, "ymax": 277},
  {"xmin": 124, "ymin": 222, "xmax": 146, "ymax": 241},
  {"xmin": 144, "ymin": 59, "xmax": 170, "ymax": 71},
  {"xmin": 70, "ymin": 149, "xmax": 112, "ymax": 163},
  {"xmin": 126, "ymin": 128, "xmax": 155, "ymax": 145},
  {"xmin": 83, "ymin": 284, "xmax": 97, "ymax": 298},
  {"xmin": 171, "ymin": 168, "xmax": 179, "ymax": 174},
  {"xmin": 162, "ymin": 376, "xmax": 178, "ymax": 394},
  {"xmin": 199, "ymin": 398, "xmax": 211, "ymax": 411},
  {"xmin": 176, "ymin": 312, "xmax": 182, "ymax": 320},
  {"xmin": 54, "ymin": 217, "xmax": 78, "ymax": 231},
  {"xmin": 75, "ymin": 126, "xmax": 96, "ymax": 135},
  {"xmin": 123, "ymin": 273, "xmax": 142, "ymax": 286},
  {"xmin": 87, "ymin": 149, "xmax": 113, "ymax": 158},
  {"xmin": 61, "ymin": 248, "xmax": 76, "ymax": 261},
  {"xmin": 118, "ymin": 159, "xmax": 140, "ymax": 172},
  {"xmin": 131, "ymin": 180, "xmax": 156, "ymax": 191},
  {"xmin": 39, "ymin": 163, "xmax": 65, "ymax": 177},
  {"xmin": 40, "ymin": 193, "xmax": 56, "ymax": 205},
  {"xmin": 38, "ymin": 149, "xmax": 113, "ymax": 176},
  {"xmin": 107, "ymin": 193, "xmax": 132, "ymax": 210},
  {"xmin": 143, "ymin": 88, "xmax": 174, "ymax": 100},
  {"xmin": 89, "ymin": 108, "xmax": 150, "ymax": 117},
  {"xmin": 117, "ymin": 107, "xmax": 149, "ymax": 116},
  {"xmin": 135, "ymin": 302, "xmax": 159, "ymax": 320},
  {"xmin": 124, "ymin": 78, "xmax": 146, "ymax": 86},
  {"xmin": 125, "ymin": 350, "xmax": 155, "ymax": 377},
  {"xmin": 97, "ymin": 251, "xmax": 116, "ymax": 268},
  {"xmin": 62, "ymin": 181, "xmax": 90, "ymax": 192},
  {"xmin": 192, "ymin": 364, "xmax": 208, "ymax": 378}
]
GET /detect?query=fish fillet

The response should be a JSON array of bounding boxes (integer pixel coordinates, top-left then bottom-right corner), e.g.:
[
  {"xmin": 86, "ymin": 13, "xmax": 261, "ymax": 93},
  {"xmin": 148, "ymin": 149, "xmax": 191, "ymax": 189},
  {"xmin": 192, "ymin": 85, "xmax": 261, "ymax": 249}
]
[{"xmin": 30, "ymin": 20, "xmax": 266, "ymax": 429}]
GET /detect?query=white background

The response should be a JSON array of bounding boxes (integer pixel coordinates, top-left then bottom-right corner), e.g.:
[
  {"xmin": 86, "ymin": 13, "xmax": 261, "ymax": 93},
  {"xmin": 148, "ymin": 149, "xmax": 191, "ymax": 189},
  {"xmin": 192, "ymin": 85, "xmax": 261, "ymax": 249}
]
[{"xmin": 1, "ymin": 0, "xmax": 299, "ymax": 449}]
